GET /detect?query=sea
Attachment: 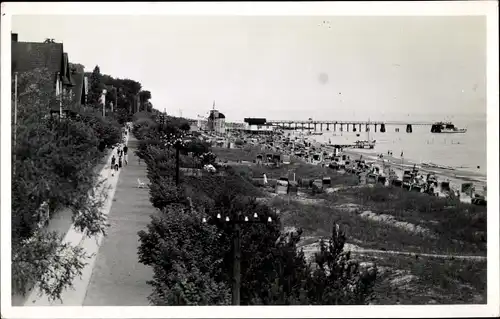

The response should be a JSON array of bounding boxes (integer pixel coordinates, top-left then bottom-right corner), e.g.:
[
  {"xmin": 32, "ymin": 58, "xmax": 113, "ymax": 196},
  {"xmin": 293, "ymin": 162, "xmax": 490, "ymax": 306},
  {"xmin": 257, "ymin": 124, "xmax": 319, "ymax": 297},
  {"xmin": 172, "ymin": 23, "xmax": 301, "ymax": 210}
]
[{"xmin": 291, "ymin": 113, "xmax": 487, "ymax": 177}]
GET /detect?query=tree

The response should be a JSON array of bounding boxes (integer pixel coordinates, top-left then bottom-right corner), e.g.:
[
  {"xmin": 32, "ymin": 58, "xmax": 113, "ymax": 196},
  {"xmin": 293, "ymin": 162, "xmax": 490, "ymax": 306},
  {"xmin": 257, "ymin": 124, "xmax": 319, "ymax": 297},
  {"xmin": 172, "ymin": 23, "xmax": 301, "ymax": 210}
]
[
  {"xmin": 11, "ymin": 68, "xmax": 113, "ymax": 301},
  {"xmin": 138, "ymin": 205, "xmax": 231, "ymax": 305},
  {"xmin": 184, "ymin": 140, "xmax": 210, "ymax": 158},
  {"xmin": 306, "ymin": 225, "xmax": 377, "ymax": 305},
  {"xmin": 139, "ymin": 90, "xmax": 152, "ymax": 102},
  {"xmin": 87, "ymin": 65, "xmax": 103, "ymax": 106}
]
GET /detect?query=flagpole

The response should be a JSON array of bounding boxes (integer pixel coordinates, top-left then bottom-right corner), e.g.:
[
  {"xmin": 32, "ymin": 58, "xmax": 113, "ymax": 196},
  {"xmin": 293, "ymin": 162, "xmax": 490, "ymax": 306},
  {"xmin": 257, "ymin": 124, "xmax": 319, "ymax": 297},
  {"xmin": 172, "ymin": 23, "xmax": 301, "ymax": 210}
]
[{"xmin": 102, "ymin": 89, "xmax": 107, "ymax": 117}]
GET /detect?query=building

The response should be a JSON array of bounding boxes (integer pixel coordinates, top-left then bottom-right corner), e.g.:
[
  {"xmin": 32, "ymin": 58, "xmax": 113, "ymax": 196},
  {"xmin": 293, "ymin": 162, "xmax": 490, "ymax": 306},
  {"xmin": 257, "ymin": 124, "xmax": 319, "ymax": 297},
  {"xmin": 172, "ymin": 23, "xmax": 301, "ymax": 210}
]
[
  {"xmin": 12, "ymin": 33, "xmax": 77, "ymax": 112},
  {"xmin": 208, "ymin": 109, "xmax": 226, "ymax": 135},
  {"xmin": 239, "ymin": 118, "xmax": 276, "ymax": 135}
]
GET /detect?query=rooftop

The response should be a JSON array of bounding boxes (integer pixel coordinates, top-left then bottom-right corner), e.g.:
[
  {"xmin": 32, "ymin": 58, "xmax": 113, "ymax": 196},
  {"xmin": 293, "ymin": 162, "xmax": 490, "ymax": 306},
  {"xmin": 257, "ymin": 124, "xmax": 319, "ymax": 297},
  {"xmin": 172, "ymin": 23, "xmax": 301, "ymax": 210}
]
[{"xmin": 12, "ymin": 39, "xmax": 74, "ymax": 87}]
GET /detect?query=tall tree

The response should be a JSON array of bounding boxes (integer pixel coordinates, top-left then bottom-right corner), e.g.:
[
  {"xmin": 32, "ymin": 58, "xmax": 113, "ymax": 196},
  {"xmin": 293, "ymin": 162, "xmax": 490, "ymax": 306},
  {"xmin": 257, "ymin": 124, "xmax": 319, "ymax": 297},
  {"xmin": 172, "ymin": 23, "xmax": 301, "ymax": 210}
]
[
  {"xmin": 87, "ymin": 65, "xmax": 103, "ymax": 106},
  {"xmin": 139, "ymin": 90, "xmax": 152, "ymax": 112}
]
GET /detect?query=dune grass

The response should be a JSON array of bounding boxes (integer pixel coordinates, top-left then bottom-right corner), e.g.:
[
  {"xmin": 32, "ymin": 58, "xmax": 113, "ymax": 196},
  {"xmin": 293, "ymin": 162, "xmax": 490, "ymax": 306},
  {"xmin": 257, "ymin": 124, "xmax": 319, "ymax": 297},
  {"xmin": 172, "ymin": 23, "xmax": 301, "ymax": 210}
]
[
  {"xmin": 268, "ymin": 185, "xmax": 486, "ymax": 256},
  {"xmin": 357, "ymin": 254, "xmax": 487, "ymax": 304},
  {"xmin": 337, "ymin": 185, "xmax": 487, "ymax": 253}
]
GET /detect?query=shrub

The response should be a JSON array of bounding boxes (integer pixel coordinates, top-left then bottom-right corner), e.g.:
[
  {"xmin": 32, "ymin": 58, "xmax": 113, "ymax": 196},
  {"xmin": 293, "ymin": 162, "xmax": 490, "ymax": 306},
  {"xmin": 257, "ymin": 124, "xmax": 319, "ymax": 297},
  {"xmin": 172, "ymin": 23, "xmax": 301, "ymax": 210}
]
[
  {"xmin": 138, "ymin": 205, "xmax": 231, "ymax": 305},
  {"xmin": 11, "ymin": 68, "xmax": 121, "ymax": 300}
]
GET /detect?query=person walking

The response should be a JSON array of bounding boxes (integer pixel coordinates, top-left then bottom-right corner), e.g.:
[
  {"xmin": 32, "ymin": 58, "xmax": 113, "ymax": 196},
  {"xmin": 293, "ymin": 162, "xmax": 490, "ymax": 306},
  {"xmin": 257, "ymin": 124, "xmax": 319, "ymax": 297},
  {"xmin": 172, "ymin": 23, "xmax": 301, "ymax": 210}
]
[
  {"xmin": 111, "ymin": 155, "xmax": 116, "ymax": 177},
  {"xmin": 119, "ymin": 154, "xmax": 123, "ymax": 169},
  {"xmin": 123, "ymin": 145, "xmax": 129, "ymax": 165}
]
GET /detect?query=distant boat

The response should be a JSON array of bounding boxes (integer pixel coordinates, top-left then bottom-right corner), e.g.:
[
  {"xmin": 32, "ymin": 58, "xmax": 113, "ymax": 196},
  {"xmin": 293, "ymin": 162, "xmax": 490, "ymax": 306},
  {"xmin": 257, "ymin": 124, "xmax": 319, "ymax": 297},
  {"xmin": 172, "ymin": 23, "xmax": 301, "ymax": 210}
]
[{"xmin": 431, "ymin": 122, "xmax": 467, "ymax": 134}]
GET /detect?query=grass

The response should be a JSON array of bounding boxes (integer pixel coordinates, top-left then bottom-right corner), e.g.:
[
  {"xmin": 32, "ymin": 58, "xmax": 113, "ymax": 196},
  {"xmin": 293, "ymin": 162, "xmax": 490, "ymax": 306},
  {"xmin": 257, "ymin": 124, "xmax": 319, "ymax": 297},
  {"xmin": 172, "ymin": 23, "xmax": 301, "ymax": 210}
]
[
  {"xmin": 356, "ymin": 254, "xmax": 487, "ymax": 304},
  {"xmin": 338, "ymin": 185, "xmax": 487, "ymax": 253},
  {"xmin": 269, "ymin": 196, "xmax": 483, "ymax": 256},
  {"xmin": 212, "ymin": 146, "xmax": 264, "ymax": 163},
  {"xmin": 266, "ymin": 185, "xmax": 487, "ymax": 305}
]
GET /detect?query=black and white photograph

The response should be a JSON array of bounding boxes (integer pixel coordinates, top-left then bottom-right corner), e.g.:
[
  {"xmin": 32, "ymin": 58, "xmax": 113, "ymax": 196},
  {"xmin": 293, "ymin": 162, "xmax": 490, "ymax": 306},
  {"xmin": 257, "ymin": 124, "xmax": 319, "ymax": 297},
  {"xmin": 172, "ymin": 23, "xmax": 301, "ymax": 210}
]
[{"xmin": 1, "ymin": 2, "xmax": 499, "ymax": 318}]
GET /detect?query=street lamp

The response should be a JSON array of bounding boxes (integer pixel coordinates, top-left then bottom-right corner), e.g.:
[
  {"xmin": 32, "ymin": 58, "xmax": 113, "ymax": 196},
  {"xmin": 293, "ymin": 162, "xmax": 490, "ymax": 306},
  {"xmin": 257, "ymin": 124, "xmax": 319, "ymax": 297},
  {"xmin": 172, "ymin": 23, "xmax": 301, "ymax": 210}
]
[
  {"xmin": 202, "ymin": 209, "xmax": 276, "ymax": 305},
  {"xmin": 164, "ymin": 135, "xmax": 187, "ymax": 186}
]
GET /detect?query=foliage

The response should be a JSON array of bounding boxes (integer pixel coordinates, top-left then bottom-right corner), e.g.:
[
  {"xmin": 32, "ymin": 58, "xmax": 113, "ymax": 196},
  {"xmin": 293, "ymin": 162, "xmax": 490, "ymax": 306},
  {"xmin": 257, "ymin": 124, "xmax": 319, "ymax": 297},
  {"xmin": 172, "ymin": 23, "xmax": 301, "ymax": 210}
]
[
  {"xmin": 199, "ymin": 151, "xmax": 217, "ymax": 166},
  {"xmin": 135, "ymin": 118, "xmax": 378, "ymax": 305},
  {"xmin": 139, "ymin": 90, "xmax": 152, "ymax": 103},
  {"xmin": 86, "ymin": 65, "xmax": 149, "ymax": 116},
  {"xmin": 184, "ymin": 140, "xmax": 211, "ymax": 158},
  {"xmin": 87, "ymin": 65, "xmax": 103, "ymax": 106},
  {"xmin": 11, "ymin": 68, "xmax": 117, "ymax": 300},
  {"xmin": 11, "ymin": 231, "xmax": 89, "ymax": 301},
  {"xmin": 77, "ymin": 108, "xmax": 122, "ymax": 148},
  {"xmin": 307, "ymin": 225, "xmax": 377, "ymax": 304},
  {"xmin": 138, "ymin": 205, "xmax": 231, "ymax": 305},
  {"xmin": 349, "ymin": 185, "xmax": 487, "ymax": 252}
]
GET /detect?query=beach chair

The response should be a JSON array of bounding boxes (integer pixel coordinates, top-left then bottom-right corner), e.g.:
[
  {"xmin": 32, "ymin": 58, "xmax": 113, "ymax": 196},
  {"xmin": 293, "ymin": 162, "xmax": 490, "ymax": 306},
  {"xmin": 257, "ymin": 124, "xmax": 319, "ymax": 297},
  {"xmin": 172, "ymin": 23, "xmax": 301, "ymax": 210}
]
[{"xmin": 137, "ymin": 178, "xmax": 146, "ymax": 189}]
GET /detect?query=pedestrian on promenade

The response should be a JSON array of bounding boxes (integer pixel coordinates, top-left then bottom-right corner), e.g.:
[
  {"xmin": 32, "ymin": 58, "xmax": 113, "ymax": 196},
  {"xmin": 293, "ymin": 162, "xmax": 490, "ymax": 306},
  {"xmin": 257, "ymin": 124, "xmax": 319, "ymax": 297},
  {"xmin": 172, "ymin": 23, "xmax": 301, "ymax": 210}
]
[
  {"xmin": 111, "ymin": 155, "xmax": 116, "ymax": 176},
  {"xmin": 123, "ymin": 145, "xmax": 128, "ymax": 155},
  {"xmin": 124, "ymin": 153, "xmax": 128, "ymax": 165}
]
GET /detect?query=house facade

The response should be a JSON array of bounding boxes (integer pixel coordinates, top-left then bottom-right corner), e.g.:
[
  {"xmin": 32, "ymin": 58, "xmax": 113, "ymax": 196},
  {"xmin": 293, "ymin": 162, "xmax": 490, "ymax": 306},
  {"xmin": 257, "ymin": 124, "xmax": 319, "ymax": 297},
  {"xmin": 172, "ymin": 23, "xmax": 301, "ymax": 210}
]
[{"xmin": 11, "ymin": 33, "xmax": 87, "ymax": 111}]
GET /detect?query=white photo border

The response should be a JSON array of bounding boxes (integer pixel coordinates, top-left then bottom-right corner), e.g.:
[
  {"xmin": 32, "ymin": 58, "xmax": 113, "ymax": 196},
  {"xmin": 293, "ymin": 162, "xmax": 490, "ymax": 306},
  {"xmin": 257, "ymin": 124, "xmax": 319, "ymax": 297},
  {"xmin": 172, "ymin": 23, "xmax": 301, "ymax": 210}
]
[{"xmin": 1, "ymin": 1, "xmax": 499, "ymax": 318}]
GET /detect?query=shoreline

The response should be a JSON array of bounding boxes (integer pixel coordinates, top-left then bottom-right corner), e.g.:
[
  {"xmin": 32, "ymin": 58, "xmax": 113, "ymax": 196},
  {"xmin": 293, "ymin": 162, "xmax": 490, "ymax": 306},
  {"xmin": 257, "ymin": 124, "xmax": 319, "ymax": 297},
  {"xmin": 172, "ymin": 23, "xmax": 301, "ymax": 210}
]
[{"xmin": 341, "ymin": 147, "xmax": 487, "ymax": 197}]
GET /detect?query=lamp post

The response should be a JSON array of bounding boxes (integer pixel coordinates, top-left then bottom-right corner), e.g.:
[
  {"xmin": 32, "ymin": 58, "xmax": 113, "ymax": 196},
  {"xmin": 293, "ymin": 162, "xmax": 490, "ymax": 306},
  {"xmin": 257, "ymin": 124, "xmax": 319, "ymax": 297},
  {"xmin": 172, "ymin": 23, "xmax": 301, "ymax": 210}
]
[
  {"xmin": 102, "ymin": 89, "xmax": 107, "ymax": 117},
  {"xmin": 202, "ymin": 210, "xmax": 276, "ymax": 305},
  {"xmin": 164, "ymin": 134, "xmax": 186, "ymax": 186}
]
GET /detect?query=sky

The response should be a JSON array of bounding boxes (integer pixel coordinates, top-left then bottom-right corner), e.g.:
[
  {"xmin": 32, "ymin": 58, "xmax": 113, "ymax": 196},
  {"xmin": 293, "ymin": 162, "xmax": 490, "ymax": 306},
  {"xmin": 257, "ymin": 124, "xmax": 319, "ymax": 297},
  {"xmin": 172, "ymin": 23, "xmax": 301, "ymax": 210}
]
[{"xmin": 11, "ymin": 15, "xmax": 486, "ymax": 122}]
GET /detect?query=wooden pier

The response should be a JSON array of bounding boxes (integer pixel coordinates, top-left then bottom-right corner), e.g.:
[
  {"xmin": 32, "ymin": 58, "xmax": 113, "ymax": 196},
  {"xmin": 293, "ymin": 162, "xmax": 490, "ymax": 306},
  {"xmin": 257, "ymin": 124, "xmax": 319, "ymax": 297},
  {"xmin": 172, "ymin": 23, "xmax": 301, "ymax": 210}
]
[{"xmin": 267, "ymin": 120, "xmax": 435, "ymax": 133}]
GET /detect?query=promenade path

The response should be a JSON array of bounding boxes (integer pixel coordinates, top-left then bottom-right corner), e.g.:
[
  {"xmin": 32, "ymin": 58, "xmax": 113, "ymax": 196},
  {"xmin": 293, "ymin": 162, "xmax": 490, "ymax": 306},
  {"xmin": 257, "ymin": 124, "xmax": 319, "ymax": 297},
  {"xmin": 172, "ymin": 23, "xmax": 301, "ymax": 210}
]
[
  {"xmin": 24, "ymin": 134, "xmax": 156, "ymax": 306},
  {"xmin": 83, "ymin": 136, "xmax": 155, "ymax": 306}
]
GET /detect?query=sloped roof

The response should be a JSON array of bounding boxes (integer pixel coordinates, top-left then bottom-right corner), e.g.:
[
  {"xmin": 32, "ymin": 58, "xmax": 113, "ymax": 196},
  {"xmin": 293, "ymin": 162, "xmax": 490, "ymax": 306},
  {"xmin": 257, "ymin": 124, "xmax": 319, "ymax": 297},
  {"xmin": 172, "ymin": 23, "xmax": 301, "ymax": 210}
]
[
  {"xmin": 12, "ymin": 41, "xmax": 64, "ymax": 77},
  {"xmin": 61, "ymin": 53, "xmax": 74, "ymax": 86},
  {"xmin": 69, "ymin": 63, "xmax": 85, "ymax": 104},
  {"xmin": 71, "ymin": 70, "xmax": 85, "ymax": 104},
  {"xmin": 12, "ymin": 41, "xmax": 75, "ymax": 87}
]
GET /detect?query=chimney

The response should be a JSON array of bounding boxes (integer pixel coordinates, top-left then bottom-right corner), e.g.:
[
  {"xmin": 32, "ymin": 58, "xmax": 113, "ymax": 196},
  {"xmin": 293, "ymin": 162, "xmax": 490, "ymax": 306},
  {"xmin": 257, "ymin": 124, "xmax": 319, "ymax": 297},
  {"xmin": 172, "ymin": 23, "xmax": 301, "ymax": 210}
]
[{"xmin": 11, "ymin": 33, "xmax": 18, "ymax": 42}]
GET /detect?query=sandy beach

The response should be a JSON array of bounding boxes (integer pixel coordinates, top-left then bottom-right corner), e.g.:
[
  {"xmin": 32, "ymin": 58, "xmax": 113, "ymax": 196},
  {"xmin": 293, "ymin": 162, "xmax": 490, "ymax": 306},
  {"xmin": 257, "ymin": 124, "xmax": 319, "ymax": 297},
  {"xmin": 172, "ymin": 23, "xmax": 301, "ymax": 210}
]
[{"xmin": 341, "ymin": 147, "xmax": 487, "ymax": 199}]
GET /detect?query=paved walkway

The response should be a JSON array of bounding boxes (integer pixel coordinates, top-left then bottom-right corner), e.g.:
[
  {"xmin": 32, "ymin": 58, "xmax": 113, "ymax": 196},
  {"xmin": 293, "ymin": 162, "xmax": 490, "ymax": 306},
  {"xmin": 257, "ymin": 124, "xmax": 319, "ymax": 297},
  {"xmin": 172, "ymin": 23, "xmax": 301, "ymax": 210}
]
[
  {"xmin": 24, "ymin": 134, "xmax": 157, "ymax": 306},
  {"xmin": 82, "ymin": 136, "xmax": 155, "ymax": 306},
  {"xmin": 24, "ymin": 133, "xmax": 127, "ymax": 306}
]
